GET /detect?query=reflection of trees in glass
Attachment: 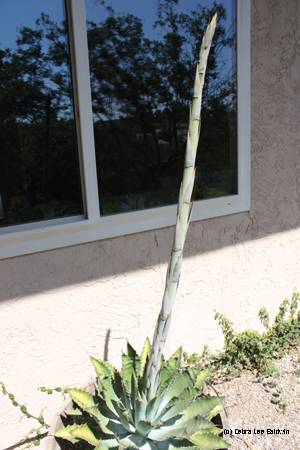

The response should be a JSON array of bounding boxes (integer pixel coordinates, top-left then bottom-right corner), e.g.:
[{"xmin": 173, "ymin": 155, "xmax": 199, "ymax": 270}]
[
  {"xmin": 0, "ymin": 13, "xmax": 83, "ymax": 227},
  {"xmin": 0, "ymin": 0, "xmax": 237, "ymax": 224},
  {"xmin": 88, "ymin": 0, "xmax": 237, "ymax": 215}
]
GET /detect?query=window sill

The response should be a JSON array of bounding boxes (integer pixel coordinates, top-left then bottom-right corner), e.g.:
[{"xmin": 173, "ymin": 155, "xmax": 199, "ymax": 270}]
[{"xmin": 0, "ymin": 193, "xmax": 250, "ymax": 260}]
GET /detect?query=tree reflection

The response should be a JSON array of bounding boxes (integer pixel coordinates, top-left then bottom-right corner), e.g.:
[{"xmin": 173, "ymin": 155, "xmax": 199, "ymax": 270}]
[
  {"xmin": 0, "ymin": 0, "xmax": 237, "ymax": 224},
  {"xmin": 89, "ymin": 0, "xmax": 237, "ymax": 214},
  {"xmin": 0, "ymin": 13, "xmax": 82, "ymax": 226}
]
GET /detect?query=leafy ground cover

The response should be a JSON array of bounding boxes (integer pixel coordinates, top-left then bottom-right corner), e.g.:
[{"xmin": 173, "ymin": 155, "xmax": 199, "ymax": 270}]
[{"xmin": 183, "ymin": 293, "xmax": 300, "ymax": 382}]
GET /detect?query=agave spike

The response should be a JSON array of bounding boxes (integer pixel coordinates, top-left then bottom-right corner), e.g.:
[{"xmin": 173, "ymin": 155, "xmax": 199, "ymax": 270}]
[
  {"xmin": 173, "ymin": 215, "xmax": 183, "ymax": 252},
  {"xmin": 184, "ymin": 132, "xmax": 194, "ymax": 169},
  {"xmin": 146, "ymin": 14, "xmax": 218, "ymax": 398},
  {"xmin": 160, "ymin": 286, "xmax": 171, "ymax": 319}
]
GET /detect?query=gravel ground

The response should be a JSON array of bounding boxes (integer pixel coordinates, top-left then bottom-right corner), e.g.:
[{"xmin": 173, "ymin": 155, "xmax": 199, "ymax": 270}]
[{"xmin": 203, "ymin": 348, "xmax": 300, "ymax": 450}]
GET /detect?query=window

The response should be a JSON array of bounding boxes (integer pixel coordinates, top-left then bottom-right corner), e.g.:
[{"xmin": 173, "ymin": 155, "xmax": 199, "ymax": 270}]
[
  {"xmin": 86, "ymin": 0, "xmax": 238, "ymax": 216},
  {"xmin": 0, "ymin": 0, "xmax": 250, "ymax": 259},
  {"xmin": 0, "ymin": 0, "xmax": 83, "ymax": 229}
]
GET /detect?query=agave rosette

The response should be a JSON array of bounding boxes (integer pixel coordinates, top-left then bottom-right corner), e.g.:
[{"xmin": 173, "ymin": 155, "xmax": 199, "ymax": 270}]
[{"xmin": 55, "ymin": 338, "xmax": 229, "ymax": 450}]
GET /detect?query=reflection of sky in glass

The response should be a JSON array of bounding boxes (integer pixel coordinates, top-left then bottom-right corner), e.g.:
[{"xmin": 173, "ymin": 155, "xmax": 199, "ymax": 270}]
[
  {"xmin": 0, "ymin": 0, "xmax": 65, "ymax": 49},
  {"xmin": 85, "ymin": 0, "xmax": 236, "ymax": 90},
  {"xmin": 0, "ymin": 0, "xmax": 235, "ymax": 106},
  {"xmin": 85, "ymin": 0, "xmax": 214, "ymax": 41},
  {"xmin": 1, "ymin": 1, "xmax": 235, "ymax": 49}
]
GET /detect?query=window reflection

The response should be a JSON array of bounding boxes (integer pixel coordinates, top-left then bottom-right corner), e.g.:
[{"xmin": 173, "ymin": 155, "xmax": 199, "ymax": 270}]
[
  {"xmin": 85, "ymin": 0, "xmax": 237, "ymax": 215},
  {"xmin": 0, "ymin": 0, "xmax": 83, "ymax": 227}
]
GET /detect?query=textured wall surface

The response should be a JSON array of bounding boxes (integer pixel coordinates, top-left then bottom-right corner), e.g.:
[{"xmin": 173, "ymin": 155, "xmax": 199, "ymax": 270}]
[{"xmin": 1, "ymin": 0, "xmax": 300, "ymax": 448}]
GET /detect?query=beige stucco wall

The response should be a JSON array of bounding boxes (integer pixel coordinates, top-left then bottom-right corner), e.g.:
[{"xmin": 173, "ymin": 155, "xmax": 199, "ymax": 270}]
[{"xmin": 1, "ymin": 0, "xmax": 300, "ymax": 448}]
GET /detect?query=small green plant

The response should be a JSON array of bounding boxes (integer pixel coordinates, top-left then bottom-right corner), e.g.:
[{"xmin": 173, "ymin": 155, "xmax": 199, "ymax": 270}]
[
  {"xmin": 259, "ymin": 306, "xmax": 270, "ymax": 329},
  {"xmin": 183, "ymin": 293, "xmax": 300, "ymax": 380},
  {"xmin": 1, "ymin": 382, "xmax": 50, "ymax": 449}
]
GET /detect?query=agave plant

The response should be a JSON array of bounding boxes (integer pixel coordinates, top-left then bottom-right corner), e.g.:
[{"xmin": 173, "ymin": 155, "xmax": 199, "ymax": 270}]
[
  {"xmin": 55, "ymin": 13, "xmax": 230, "ymax": 450},
  {"xmin": 55, "ymin": 339, "xmax": 229, "ymax": 449}
]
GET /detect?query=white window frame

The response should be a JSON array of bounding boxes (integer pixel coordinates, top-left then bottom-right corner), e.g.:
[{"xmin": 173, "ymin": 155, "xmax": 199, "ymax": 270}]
[{"xmin": 0, "ymin": 0, "xmax": 250, "ymax": 260}]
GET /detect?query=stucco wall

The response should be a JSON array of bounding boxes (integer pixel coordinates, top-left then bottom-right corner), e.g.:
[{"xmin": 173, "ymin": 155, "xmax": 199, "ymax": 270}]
[{"xmin": 1, "ymin": 0, "xmax": 300, "ymax": 448}]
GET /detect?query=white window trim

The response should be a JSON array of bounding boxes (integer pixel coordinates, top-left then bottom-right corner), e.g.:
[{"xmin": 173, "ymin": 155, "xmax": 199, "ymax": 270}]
[{"xmin": 0, "ymin": 0, "xmax": 250, "ymax": 260}]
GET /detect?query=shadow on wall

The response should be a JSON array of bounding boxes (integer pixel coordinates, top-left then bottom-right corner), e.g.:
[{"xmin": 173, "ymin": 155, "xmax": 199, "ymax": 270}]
[
  {"xmin": 0, "ymin": 205, "xmax": 300, "ymax": 304},
  {"xmin": 104, "ymin": 328, "xmax": 111, "ymax": 361},
  {"xmin": 1, "ymin": 0, "xmax": 300, "ymax": 301}
]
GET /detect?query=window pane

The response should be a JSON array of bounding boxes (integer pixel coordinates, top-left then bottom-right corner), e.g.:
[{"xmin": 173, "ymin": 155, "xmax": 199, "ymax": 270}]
[
  {"xmin": 0, "ymin": 0, "xmax": 83, "ymax": 227},
  {"xmin": 85, "ymin": 0, "xmax": 237, "ymax": 216}
]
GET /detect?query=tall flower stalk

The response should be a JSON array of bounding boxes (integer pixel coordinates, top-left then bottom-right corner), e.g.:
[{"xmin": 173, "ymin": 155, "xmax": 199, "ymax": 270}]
[
  {"xmin": 146, "ymin": 13, "xmax": 218, "ymax": 400},
  {"xmin": 54, "ymin": 14, "xmax": 230, "ymax": 450}
]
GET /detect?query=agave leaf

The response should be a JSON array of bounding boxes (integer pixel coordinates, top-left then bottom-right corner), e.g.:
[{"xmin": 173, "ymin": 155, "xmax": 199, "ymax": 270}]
[
  {"xmin": 147, "ymin": 415, "xmax": 187, "ymax": 441},
  {"xmin": 112, "ymin": 369, "xmax": 124, "ymax": 400},
  {"xmin": 183, "ymin": 368, "xmax": 201, "ymax": 386},
  {"xmin": 167, "ymin": 371, "xmax": 194, "ymax": 397},
  {"xmin": 135, "ymin": 397, "xmax": 147, "ymax": 425},
  {"xmin": 178, "ymin": 386, "xmax": 199, "ymax": 401},
  {"xmin": 127, "ymin": 342, "xmax": 142, "ymax": 376},
  {"xmin": 122, "ymin": 353, "xmax": 136, "ymax": 393},
  {"xmin": 179, "ymin": 397, "xmax": 225, "ymax": 424},
  {"xmin": 66, "ymin": 408, "xmax": 84, "ymax": 416},
  {"xmin": 97, "ymin": 378, "xmax": 104, "ymax": 399},
  {"xmin": 157, "ymin": 376, "xmax": 174, "ymax": 398},
  {"xmin": 158, "ymin": 350, "xmax": 181, "ymax": 388},
  {"xmin": 69, "ymin": 423, "xmax": 99, "ymax": 445},
  {"xmin": 54, "ymin": 424, "xmax": 81, "ymax": 444},
  {"xmin": 156, "ymin": 397, "xmax": 194, "ymax": 424},
  {"xmin": 113, "ymin": 401, "xmax": 135, "ymax": 433},
  {"xmin": 93, "ymin": 432, "xmax": 119, "ymax": 450},
  {"xmin": 84, "ymin": 405, "xmax": 111, "ymax": 434},
  {"xmin": 118, "ymin": 433, "xmax": 144, "ymax": 449},
  {"xmin": 145, "ymin": 396, "xmax": 159, "ymax": 423},
  {"xmin": 85, "ymin": 405, "xmax": 127, "ymax": 436},
  {"xmin": 66, "ymin": 388, "xmax": 95, "ymax": 411},
  {"xmin": 147, "ymin": 423, "xmax": 181, "ymax": 441},
  {"xmin": 130, "ymin": 370, "xmax": 140, "ymax": 419},
  {"xmin": 194, "ymin": 369, "xmax": 210, "ymax": 391},
  {"xmin": 193, "ymin": 426, "xmax": 222, "ymax": 436},
  {"xmin": 154, "ymin": 376, "xmax": 178, "ymax": 417},
  {"xmin": 100, "ymin": 377, "xmax": 120, "ymax": 416},
  {"xmin": 140, "ymin": 439, "xmax": 159, "ymax": 450},
  {"xmin": 155, "ymin": 438, "xmax": 197, "ymax": 450},
  {"xmin": 140, "ymin": 338, "xmax": 152, "ymax": 377},
  {"xmin": 205, "ymin": 403, "xmax": 225, "ymax": 421},
  {"xmin": 120, "ymin": 378, "xmax": 134, "ymax": 423},
  {"xmin": 156, "ymin": 370, "xmax": 193, "ymax": 416},
  {"xmin": 103, "ymin": 418, "xmax": 128, "ymax": 436},
  {"xmin": 178, "ymin": 416, "xmax": 215, "ymax": 438},
  {"xmin": 136, "ymin": 419, "xmax": 154, "ymax": 437},
  {"xmin": 94, "ymin": 439, "xmax": 119, "ymax": 450},
  {"xmin": 191, "ymin": 432, "xmax": 230, "ymax": 450},
  {"xmin": 154, "ymin": 397, "xmax": 183, "ymax": 425},
  {"xmin": 168, "ymin": 347, "xmax": 183, "ymax": 367},
  {"xmin": 91, "ymin": 356, "xmax": 116, "ymax": 380}
]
